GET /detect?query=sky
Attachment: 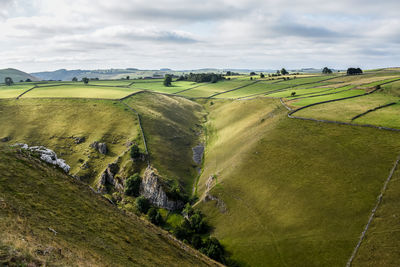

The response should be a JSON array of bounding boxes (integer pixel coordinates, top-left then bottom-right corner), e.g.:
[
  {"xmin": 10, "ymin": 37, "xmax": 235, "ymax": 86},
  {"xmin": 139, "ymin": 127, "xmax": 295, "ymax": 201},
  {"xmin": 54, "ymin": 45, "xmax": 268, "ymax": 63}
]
[{"xmin": 1, "ymin": 0, "xmax": 400, "ymax": 72}]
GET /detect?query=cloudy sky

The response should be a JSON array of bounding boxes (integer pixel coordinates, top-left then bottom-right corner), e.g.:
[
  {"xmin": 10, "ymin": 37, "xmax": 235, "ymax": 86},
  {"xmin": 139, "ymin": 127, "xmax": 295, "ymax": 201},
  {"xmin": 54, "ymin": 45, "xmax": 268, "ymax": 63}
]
[{"xmin": 1, "ymin": 0, "xmax": 400, "ymax": 72}]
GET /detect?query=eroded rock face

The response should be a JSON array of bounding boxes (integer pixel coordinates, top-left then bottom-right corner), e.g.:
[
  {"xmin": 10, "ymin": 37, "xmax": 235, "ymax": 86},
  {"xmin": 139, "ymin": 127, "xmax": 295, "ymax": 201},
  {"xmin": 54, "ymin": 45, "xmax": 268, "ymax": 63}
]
[
  {"xmin": 140, "ymin": 166, "xmax": 184, "ymax": 211},
  {"xmin": 13, "ymin": 144, "xmax": 70, "ymax": 173},
  {"xmin": 203, "ymin": 175, "xmax": 227, "ymax": 213},
  {"xmin": 192, "ymin": 144, "xmax": 204, "ymax": 165},
  {"xmin": 90, "ymin": 141, "xmax": 108, "ymax": 155},
  {"xmin": 98, "ymin": 163, "xmax": 123, "ymax": 192}
]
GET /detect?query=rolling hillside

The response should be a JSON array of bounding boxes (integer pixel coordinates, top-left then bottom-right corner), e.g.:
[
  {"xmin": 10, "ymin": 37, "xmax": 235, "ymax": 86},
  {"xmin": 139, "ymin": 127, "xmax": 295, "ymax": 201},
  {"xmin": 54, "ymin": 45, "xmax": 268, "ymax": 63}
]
[
  {"xmin": 0, "ymin": 68, "xmax": 39, "ymax": 83},
  {"xmin": 0, "ymin": 145, "xmax": 218, "ymax": 266}
]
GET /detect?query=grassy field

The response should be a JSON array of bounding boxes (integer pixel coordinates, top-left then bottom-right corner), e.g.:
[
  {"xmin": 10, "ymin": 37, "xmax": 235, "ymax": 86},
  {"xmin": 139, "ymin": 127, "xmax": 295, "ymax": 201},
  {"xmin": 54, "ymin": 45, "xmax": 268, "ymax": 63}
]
[
  {"xmin": 287, "ymin": 89, "xmax": 366, "ymax": 107},
  {"xmin": 195, "ymin": 98, "xmax": 400, "ymax": 266},
  {"xmin": 352, "ymin": 160, "xmax": 400, "ymax": 267},
  {"xmin": 0, "ymin": 84, "xmax": 35, "ymax": 98},
  {"xmin": 21, "ymin": 84, "xmax": 141, "ymax": 99},
  {"xmin": 266, "ymin": 85, "xmax": 353, "ymax": 98},
  {"xmin": 381, "ymin": 80, "xmax": 400, "ymax": 96},
  {"xmin": 0, "ymin": 146, "xmax": 215, "ymax": 267},
  {"xmin": 177, "ymin": 80, "xmax": 253, "ymax": 98},
  {"xmin": 123, "ymin": 92, "xmax": 206, "ymax": 192},
  {"xmin": 0, "ymin": 98, "xmax": 142, "ymax": 185},
  {"xmin": 294, "ymin": 93, "xmax": 399, "ymax": 124},
  {"xmin": 355, "ymin": 102, "xmax": 400, "ymax": 129},
  {"xmin": 130, "ymin": 81, "xmax": 203, "ymax": 94}
]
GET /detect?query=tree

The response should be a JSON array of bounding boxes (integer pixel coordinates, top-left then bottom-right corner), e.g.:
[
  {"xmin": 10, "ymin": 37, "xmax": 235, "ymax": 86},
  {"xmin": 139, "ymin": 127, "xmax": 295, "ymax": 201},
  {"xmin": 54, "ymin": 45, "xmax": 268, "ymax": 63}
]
[
  {"xmin": 281, "ymin": 68, "xmax": 289, "ymax": 75},
  {"xmin": 125, "ymin": 173, "xmax": 141, "ymax": 197},
  {"xmin": 135, "ymin": 196, "xmax": 150, "ymax": 213},
  {"xmin": 250, "ymin": 72, "xmax": 256, "ymax": 76},
  {"xmin": 250, "ymin": 77, "xmax": 253, "ymax": 80},
  {"xmin": 347, "ymin": 68, "xmax": 363, "ymax": 75},
  {"xmin": 163, "ymin": 74, "xmax": 172, "ymax": 87},
  {"xmin": 291, "ymin": 92, "xmax": 296, "ymax": 97},
  {"xmin": 226, "ymin": 71, "xmax": 232, "ymax": 76},
  {"xmin": 82, "ymin": 77, "xmax": 89, "ymax": 84},
  {"xmin": 126, "ymin": 76, "xmax": 130, "ymax": 80},
  {"xmin": 147, "ymin": 207, "xmax": 163, "ymax": 225},
  {"xmin": 260, "ymin": 73, "xmax": 265, "ymax": 78},
  {"xmin": 322, "ymin": 67, "xmax": 333, "ymax": 74},
  {"xmin": 25, "ymin": 78, "xmax": 32, "ymax": 82},
  {"xmin": 130, "ymin": 144, "xmax": 140, "ymax": 159},
  {"xmin": 72, "ymin": 77, "xmax": 78, "ymax": 82},
  {"xmin": 4, "ymin": 77, "xmax": 13, "ymax": 86},
  {"xmin": 210, "ymin": 75, "xmax": 218, "ymax": 83},
  {"xmin": 199, "ymin": 237, "xmax": 226, "ymax": 263},
  {"xmin": 276, "ymin": 70, "xmax": 281, "ymax": 75}
]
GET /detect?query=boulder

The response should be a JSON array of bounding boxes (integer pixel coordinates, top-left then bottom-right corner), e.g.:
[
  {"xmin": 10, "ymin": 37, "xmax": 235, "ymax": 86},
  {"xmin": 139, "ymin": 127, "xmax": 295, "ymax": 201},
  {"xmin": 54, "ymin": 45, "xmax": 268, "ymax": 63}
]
[
  {"xmin": 0, "ymin": 136, "xmax": 11, "ymax": 142},
  {"xmin": 13, "ymin": 144, "xmax": 70, "ymax": 173},
  {"xmin": 90, "ymin": 141, "xmax": 108, "ymax": 155}
]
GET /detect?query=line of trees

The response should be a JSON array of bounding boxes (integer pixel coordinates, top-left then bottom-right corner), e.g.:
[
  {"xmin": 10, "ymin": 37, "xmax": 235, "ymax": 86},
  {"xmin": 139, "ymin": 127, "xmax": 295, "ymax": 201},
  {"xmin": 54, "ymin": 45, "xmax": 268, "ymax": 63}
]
[
  {"xmin": 176, "ymin": 73, "xmax": 224, "ymax": 83},
  {"xmin": 347, "ymin": 68, "xmax": 363, "ymax": 75}
]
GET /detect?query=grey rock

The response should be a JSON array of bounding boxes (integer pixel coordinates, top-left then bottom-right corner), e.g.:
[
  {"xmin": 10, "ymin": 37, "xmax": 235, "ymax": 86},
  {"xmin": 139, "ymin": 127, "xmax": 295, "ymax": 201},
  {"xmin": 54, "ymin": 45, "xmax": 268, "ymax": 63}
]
[
  {"xmin": 140, "ymin": 166, "xmax": 184, "ymax": 211},
  {"xmin": 90, "ymin": 141, "xmax": 108, "ymax": 155},
  {"xmin": 73, "ymin": 136, "xmax": 85, "ymax": 144},
  {"xmin": 13, "ymin": 144, "xmax": 70, "ymax": 173},
  {"xmin": 192, "ymin": 144, "xmax": 204, "ymax": 165},
  {"xmin": 0, "ymin": 136, "xmax": 11, "ymax": 142}
]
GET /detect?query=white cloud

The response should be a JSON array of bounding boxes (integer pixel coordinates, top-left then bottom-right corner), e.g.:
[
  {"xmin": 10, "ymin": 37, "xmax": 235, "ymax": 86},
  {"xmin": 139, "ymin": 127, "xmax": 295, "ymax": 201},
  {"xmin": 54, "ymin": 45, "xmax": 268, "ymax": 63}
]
[{"xmin": 1, "ymin": 0, "xmax": 400, "ymax": 72}]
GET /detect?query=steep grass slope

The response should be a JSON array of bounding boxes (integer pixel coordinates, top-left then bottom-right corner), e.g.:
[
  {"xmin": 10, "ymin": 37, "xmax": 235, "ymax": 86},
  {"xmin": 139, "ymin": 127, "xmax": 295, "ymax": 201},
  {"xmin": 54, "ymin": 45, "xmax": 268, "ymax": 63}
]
[
  {"xmin": 196, "ymin": 98, "xmax": 400, "ymax": 266},
  {"xmin": 0, "ymin": 146, "xmax": 217, "ymax": 266},
  {"xmin": 123, "ymin": 92, "xmax": 206, "ymax": 192},
  {"xmin": 0, "ymin": 99, "xmax": 143, "ymax": 185},
  {"xmin": 352, "ymin": 161, "xmax": 400, "ymax": 266}
]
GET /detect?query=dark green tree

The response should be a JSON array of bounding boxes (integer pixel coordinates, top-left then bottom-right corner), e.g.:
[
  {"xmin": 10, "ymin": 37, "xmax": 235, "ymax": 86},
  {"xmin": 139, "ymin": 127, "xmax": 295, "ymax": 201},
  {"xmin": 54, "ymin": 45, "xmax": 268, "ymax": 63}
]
[
  {"xmin": 291, "ymin": 92, "xmax": 296, "ymax": 97},
  {"xmin": 72, "ymin": 77, "xmax": 78, "ymax": 82},
  {"xmin": 126, "ymin": 76, "xmax": 130, "ymax": 80},
  {"xmin": 4, "ymin": 77, "xmax": 13, "ymax": 86},
  {"xmin": 130, "ymin": 144, "xmax": 140, "ymax": 159},
  {"xmin": 135, "ymin": 196, "xmax": 150, "ymax": 213},
  {"xmin": 226, "ymin": 71, "xmax": 232, "ymax": 76},
  {"xmin": 199, "ymin": 237, "xmax": 226, "ymax": 263},
  {"xmin": 82, "ymin": 77, "xmax": 89, "ymax": 84},
  {"xmin": 322, "ymin": 67, "xmax": 333, "ymax": 74},
  {"xmin": 260, "ymin": 73, "xmax": 265, "ymax": 78},
  {"xmin": 281, "ymin": 68, "xmax": 289, "ymax": 75},
  {"xmin": 347, "ymin": 68, "xmax": 363, "ymax": 75},
  {"xmin": 250, "ymin": 71, "xmax": 256, "ymax": 75},
  {"xmin": 163, "ymin": 74, "xmax": 172, "ymax": 87},
  {"xmin": 211, "ymin": 75, "xmax": 218, "ymax": 83},
  {"xmin": 25, "ymin": 78, "xmax": 32, "ymax": 82},
  {"xmin": 147, "ymin": 207, "xmax": 163, "ymax": 225},
  {"xmin": 125, "ymin": 173, "xmax": 141, "ymax": 197}
]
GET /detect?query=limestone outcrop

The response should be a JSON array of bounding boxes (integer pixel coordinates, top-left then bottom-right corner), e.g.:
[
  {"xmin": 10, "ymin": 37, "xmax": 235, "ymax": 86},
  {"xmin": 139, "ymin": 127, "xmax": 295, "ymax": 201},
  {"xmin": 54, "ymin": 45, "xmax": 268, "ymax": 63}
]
[
  {"xmin": 13, "ymin": 144, "xmax": 70, "ymax": 173},
  {"xmin": 140, "ymin": 166, "xmax": 184, "ymax": 211}
]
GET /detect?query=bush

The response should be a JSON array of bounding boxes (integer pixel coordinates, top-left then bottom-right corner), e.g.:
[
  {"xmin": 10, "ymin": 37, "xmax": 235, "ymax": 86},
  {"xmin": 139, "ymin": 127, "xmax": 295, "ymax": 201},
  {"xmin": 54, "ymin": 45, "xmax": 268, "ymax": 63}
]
[
  {"xmin": 125, "ymin": 173, "xmax": 141, "ymax": 197},
  {"xmin": 130, "ymin": 145, "xmax": 140, "ymax": 159},
  {"xmin": 147, "ymin": 207, "xmax": 163, "ymax": 225},
  {"xmin": 4, "ymin": 77, "xmax": 13, "ymax": 86},
  {"xmin": 135, "ymin": 196, "xmax": 150, "ymax": 213},
  {"xmin": 199, "ymin": 237, "xmax": 226, "ymax": 263},
  {"xmin": 347, "ymin": 68, "xmax": 363, "ymax": 75},
  {"xmin": 82, "ymin": 77, "xmax": 89, "ymax": 84}
]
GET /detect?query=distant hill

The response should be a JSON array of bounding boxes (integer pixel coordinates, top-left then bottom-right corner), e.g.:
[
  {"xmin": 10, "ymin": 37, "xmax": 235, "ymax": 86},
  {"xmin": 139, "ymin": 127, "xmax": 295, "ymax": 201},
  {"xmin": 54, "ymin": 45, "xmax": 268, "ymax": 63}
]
[{"xmin": 0, "ymin": 68, "xmax": 39, "ymax": 83}]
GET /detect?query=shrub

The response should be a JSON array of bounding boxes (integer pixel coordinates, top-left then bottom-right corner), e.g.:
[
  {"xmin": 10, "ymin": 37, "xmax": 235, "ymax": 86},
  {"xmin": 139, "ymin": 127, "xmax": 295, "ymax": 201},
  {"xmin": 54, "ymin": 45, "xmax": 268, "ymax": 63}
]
[
  {"xmin": 147, "ymin": 207, "xmax": 163, "ymax": 225},
  {"xmin": 163, "ymin": 74, "xmax": 172, "ymax": 87},
  {"xmin": 199, "ymin": 237, "xmax": 226, "ymax": 263},
  {"xmin": 135, "ymin": 196, "xmax": 150, "ymax": 213},
  {"xmin": 4, "ymin": 77, "xmax": 13, "ymax": 86},
  {"xmin": 130, "ymin": 145, "xmax": 140, "ymax": 159},
  {"xmin": 125, "ymin": 173, "xmax": 141, "ymax": 197}
]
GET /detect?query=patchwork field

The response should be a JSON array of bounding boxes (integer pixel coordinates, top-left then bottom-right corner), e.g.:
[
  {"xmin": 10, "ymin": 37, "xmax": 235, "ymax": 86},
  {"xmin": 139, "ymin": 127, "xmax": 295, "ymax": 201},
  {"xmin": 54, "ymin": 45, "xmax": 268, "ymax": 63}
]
[{"xmin": 1, "ymin": 69, "xmax": 400, "ymax": 266}]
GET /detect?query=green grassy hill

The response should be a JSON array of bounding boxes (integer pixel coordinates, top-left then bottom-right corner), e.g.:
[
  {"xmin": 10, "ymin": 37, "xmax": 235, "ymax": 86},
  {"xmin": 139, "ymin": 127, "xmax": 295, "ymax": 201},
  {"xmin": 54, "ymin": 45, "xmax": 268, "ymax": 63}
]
[
  {"xmin": 0, "ymin": 68, "xmax": 39, "ymax": 83},
  {"xmin": 123, "ymin": 92, "xmax": 206, "ymax": 193},
  {"xmin": 195, "ymin": 98, "xmax": 400, "ymax": 266},
  {"xmin": 0, "ymin": 98, "xmax": 143, "ymax": 186},
  {"xmin": 0, "ymin": 145, "xmax": 218, "ymax": 266}
]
